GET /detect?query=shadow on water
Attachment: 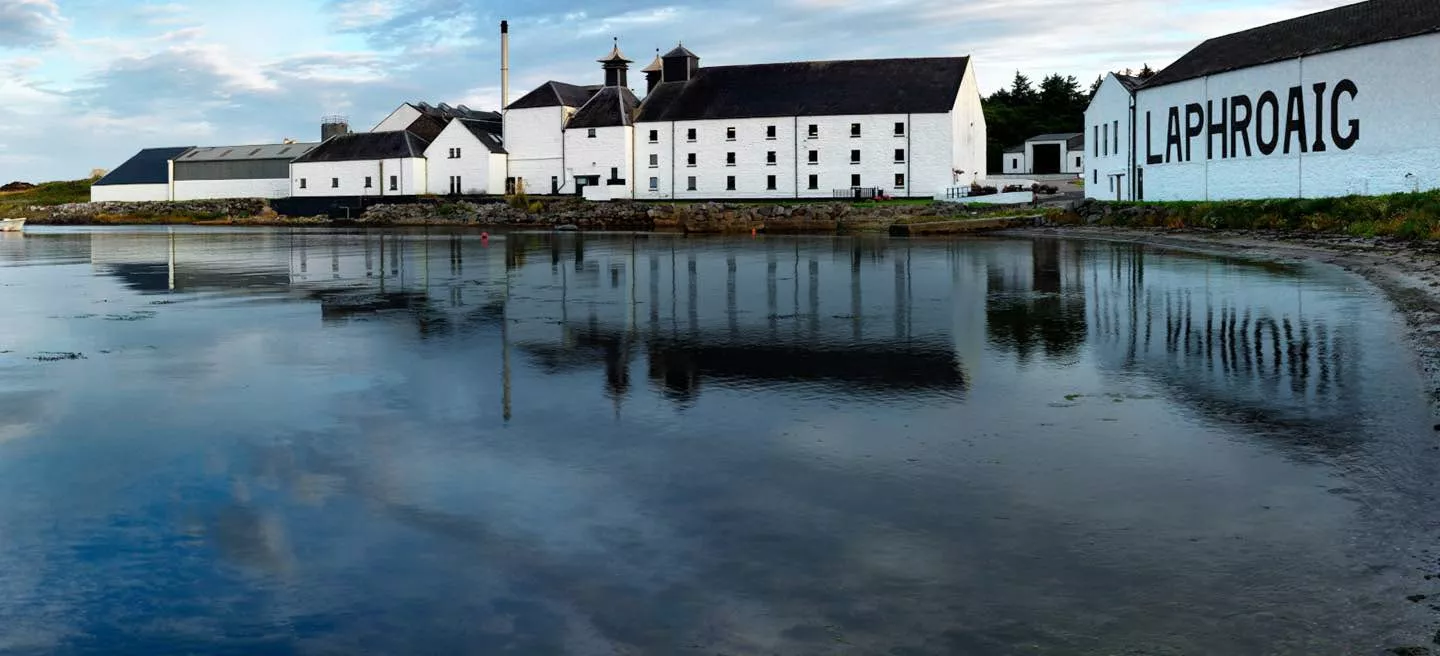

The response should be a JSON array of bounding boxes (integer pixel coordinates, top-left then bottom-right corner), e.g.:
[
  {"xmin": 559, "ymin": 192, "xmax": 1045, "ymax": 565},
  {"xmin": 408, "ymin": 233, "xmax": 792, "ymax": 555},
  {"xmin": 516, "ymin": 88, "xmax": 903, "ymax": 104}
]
[{"xmin": 0, "ymin": 227, "xmax": 1434, "ymax": 655}]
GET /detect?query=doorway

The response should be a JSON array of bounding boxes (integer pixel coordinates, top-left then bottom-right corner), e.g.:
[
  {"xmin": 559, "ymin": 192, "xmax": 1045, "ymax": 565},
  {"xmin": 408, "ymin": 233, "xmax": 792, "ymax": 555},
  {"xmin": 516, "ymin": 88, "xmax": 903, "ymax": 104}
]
[{"xmin": 1031, "ymin": 144, "xmax": 1061, "ymax": 175}]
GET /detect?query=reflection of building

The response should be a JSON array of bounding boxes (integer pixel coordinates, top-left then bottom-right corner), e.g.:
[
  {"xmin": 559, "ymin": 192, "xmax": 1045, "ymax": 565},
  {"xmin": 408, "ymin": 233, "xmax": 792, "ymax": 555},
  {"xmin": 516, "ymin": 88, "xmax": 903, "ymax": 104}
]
[{"xmin": 984, "ymin": 239, "xmax": 1089, "ymax": 364}]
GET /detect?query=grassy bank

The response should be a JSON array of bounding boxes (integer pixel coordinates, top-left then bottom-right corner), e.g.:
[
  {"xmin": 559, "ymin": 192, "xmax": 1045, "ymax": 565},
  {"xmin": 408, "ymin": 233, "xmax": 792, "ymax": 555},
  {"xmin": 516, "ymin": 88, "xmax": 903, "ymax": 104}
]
[
  {"xmin": 1076, "ymin": 190, "xmax": 1440, "ymax": 239},
  {"xmin": 0, "ymin": 178, "xmax": 94, "ymax": 217}
]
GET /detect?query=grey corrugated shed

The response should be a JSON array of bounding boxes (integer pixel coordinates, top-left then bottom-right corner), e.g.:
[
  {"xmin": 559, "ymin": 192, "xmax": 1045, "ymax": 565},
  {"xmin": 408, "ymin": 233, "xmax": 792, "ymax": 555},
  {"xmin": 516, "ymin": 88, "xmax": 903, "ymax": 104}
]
[
  {"xmin": 176, "ymin": 143, "xmax": 319, "ymax": 162},
  {"xmin": 94, "ymin": 147, "xmax": 193, "ymax": 186},
  {"xmin": 634, "ymin": 57, "xmax": 970, "ymax": 122},
  {"xmin": 566, "ymin": 86, "xmax": 640, "ymax": 129},
  {"xmin": 1144, "ymin": 0, "xmax": 1440, "ymax": 88}
]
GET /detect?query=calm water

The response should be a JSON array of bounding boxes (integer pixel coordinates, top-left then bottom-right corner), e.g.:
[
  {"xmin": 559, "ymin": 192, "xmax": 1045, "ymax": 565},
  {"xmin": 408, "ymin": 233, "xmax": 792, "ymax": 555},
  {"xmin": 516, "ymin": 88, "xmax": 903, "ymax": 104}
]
[{"xmin": 0, "ymin": 227, "xmax": 1437, "ymax": 655}]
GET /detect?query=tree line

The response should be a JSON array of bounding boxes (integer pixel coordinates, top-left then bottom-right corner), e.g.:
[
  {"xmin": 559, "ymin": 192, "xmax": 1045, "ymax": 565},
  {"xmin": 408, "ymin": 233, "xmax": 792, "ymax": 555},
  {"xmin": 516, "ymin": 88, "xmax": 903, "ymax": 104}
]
[{"xmin": 983, "ymin": 66, "xmax": 1154, "ymax": 173}]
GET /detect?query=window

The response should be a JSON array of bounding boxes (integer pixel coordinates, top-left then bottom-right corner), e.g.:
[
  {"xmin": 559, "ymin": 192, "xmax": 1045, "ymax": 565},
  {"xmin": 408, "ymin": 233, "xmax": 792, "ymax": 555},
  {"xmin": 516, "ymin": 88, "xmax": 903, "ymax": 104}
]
[
  {"xmin": 649, "ymin": 176, "xmax": 659, "ymax": 191},
  {"xmin": 365, "ymin": 176, "xmax": 373, "ymax": 189},
  {"xmin": 610, "ymin": 167, "xmax": 620, "ymax": 182},
  {"xmin": 726, "ymin": 127, "xmax": 736, "ymax": 141},
  {"xmin": 687, "ymin": 153, "xmax": 697, "ymax": 167},
  {"xmin": 687, "ymin": 128, "xmax": 697, "ymax": 142},
  {"xmin": 766, "ymin": 125, "xmax": 777, "ymax": 140},
  {"xmin": 808, "ymin": 174, "xmax": 819, "ymax": 190},
  {"xmin": 1114, "ymin": 120, "xmax": 1120, "ymax": 153},
  {"xmin": 894, "ymin": 173, "xmax": 905, "ymax": 189},
  {"xmin": 766, "ymin": 151, "xmax": 777, "ymax": 166},
  {"xmin": 766, "ymin": 175, "xmax": 777, "ymax": 191},
  {"xmin": 1103, "ymin": 124, "xmax": 1109, "ymax": 156},
  {"xmin": 1094, "ymin": 126, "xmax": 1100, "ymax": 157},
  {"xmin": 850, "ymin": 123, "xmax": 861, "ymax": 138},
  {"xmin": 850, "ymin": 149, "xmax": 861, "ymax": 164},
  {"xmin": 648, "ymin": 129, "xmax": 659, "ymax": 143},
  {"xmin": 1093, "ymin": 170, "xmax": 1097, "ymax": 184},
  {"xmin": 726, "ymin": 176, "xmax": 736, "ymax": 191},
  {"xmin": 448, "ymin": 147, "xmax": 461, "ymax": 159},
  {"xmin": 389, "ymin": 176, "xmax": 398, "ymax": 191},
  {"xmin": 894, "ymin": 122, "xmax": 905, "ymax": 136},
  {"xmin": 587, "ymin": 128, "xmax": 597, "ymax": 138},
  {"xmin": 850, "ymin": 174, "xmax": 861, "ymax": 187},
  {"xmin": 807, "ymin": 124, "xmax": 818, "ymax": 139},
  {"xmin": 894, "ymin": 148, "xmax": 905, "ymax": 163},
  {"xmin": 299, "ymin": 178, "xmax": 307, "ymax": 189},
  {"xmin": 808, "ymin": 150, "xmax": 818, "ymax": 164},
  {"xmin": 726, "ymin": 152, "xmax": 736, "ymax": 166},
  {"xmin": 649, "ymin": 154, "xmax": 659, "ymax": 168},
  {"xmin": 1012, "ymin": 157, "xmax": 1019, "ymax": 169},
  {"xmin": 686, "ymin": 176, "xmax": 697, "ymax": 191},
  {"xmin": 331, "ymin": 178, "xmax": 339, "ymax": 188},
  {"xmin": 1075, "ymin": 156, "xmax": 1082, "ymax": 168}
]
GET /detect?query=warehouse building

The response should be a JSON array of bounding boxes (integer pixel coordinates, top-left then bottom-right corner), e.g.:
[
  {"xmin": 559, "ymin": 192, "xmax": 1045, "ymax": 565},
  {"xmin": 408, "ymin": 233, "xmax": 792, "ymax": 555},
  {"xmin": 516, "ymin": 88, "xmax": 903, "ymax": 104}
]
[
  {"xmin": 90, "ymin": 147, "xmax": 193, "ymax": 202},
  {"xmin": 172, "ymin": 142, "xmax": 319, "ymax": 200},
  {"xmin": 1086, "ymin": 0, "xmax": 1440, "ymax": 201},
  {"xmin": 1000, "ymin": 133, "xmax": 1086, "ymax": 176}
]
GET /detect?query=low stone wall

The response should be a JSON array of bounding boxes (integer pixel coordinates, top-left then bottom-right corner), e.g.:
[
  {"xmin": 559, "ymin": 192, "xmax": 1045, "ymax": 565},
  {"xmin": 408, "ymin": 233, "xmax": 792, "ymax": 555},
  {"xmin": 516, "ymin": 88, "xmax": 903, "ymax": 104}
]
[{"xmin": 34, "ymin": 199, "xmax": 271, "ymax": 224}]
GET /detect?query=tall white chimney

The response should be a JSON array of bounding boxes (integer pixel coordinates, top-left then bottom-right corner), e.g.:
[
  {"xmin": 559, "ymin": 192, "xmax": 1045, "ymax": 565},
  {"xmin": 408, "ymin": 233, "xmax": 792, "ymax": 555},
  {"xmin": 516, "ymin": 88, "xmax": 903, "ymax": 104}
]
[{"xmin": 500, "ymin": 20, "xmax": 510, "ymax": 109}]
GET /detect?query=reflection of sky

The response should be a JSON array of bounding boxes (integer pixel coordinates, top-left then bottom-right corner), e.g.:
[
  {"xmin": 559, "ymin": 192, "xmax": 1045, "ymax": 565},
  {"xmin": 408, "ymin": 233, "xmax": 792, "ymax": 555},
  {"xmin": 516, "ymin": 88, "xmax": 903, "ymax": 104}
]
[{"xmin": 0, "ymin": 228, "xmax": 1435, "ymax": 654}]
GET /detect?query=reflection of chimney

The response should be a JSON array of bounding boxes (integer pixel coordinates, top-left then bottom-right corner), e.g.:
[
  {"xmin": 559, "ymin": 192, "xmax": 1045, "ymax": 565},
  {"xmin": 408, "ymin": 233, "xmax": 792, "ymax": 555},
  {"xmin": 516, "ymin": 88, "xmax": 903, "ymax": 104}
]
[{"xmin": 500, "ymin": 20, "xmax": 510, "ymax": 109}]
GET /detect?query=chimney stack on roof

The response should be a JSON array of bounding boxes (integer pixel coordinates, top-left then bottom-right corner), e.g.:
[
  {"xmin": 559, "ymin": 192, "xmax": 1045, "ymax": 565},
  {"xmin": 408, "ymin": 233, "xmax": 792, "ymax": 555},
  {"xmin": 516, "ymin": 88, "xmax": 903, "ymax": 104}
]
[{"xmin": 500, "ymin": 20, "xmax": 511, "ymax": 109}]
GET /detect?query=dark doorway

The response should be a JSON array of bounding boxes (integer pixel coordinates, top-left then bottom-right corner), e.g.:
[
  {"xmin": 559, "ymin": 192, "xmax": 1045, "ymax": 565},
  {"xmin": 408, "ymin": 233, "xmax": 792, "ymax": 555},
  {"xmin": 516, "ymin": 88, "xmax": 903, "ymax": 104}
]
[
  {"xmin": 574, "ymin": 175, "xmax": 601, "ymax": 196},
  {"xmin": 1136, "ymin": 168, "xmax": 1144, "ymax": 201},
  {"xmin": 1031, "ymin": 144, "xmax": 1061, "ymax": 175}
]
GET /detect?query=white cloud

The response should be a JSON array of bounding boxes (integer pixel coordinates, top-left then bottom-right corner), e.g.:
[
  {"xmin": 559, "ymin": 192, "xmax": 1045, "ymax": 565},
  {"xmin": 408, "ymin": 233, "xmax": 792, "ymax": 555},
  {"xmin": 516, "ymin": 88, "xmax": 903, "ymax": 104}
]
[{"xmin": 0, "ymin": 0, "xmax": 64, "ymax": 48}]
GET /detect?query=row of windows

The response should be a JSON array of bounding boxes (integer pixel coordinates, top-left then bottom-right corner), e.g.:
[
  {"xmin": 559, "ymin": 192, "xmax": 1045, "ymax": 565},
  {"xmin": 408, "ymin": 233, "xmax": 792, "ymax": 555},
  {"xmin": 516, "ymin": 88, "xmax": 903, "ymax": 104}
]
[
  {"xmin": 1093, "ymin": 120, "xmax": 1121, "ymax": 157},
  {"xmin": 650, "ymin": 148, "xmax": 908, "ymax": 168},
  {"xmin": 646, "ymin": 173, "xmax": 906, "ymax": 192},
  {"xmin": 297, "ymin": 176, "xmax": 399, "ymax": 191},
  {"xmin": 446, "ymin": 147, "xmax": 463, "ymax": 159},
  {"xmin": 646, "ymin": 122, "xmax": 908, "ymax": 144}
]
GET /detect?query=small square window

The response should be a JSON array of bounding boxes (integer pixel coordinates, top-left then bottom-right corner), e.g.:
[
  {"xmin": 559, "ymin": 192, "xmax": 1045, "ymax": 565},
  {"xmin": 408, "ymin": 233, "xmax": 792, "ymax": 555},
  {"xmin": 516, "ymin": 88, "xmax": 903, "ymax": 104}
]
[
  {"xmin": 687, "ymin": 153, "xmax": 697, "ymax": 167},
  {"xmin": 766, "ymin": 125, "xmax": 777, "ymax": 140},
  {"xmin": 687, "ymin": 176, "xmax": 697, "ymax": 191},
  {"xmin": 850, "ymin": 149, "xmax": 861, "ymax": 164},
  {"xmin": 687, "ymin": 128, "xmax": 697, "ymax": 142},
  {"xmin": 894, "ymin": 148, "xmax": 905, "ymax": 163},
  {"xmin": 726, "ymin": 152, "xmax": 736, "ymax": 166},
  {"xmin": 587, "ymin": 128, "xmax": 596, "ymax": 138},
  {"xmin": 648, "ymin": 129, "xmax": 659, "ymax": 143},
  {"xmin": 331, "ymin": 178, "xmax": 339, "ymax": 188},
  {"xmin": 726, "ymin": 176, "xmax": 736, "ymax": 191},
  {"xmin": 808, "ymin": 150, "xmax": 818, "ymax": 164},
  {"xmin": 299, "ymin": 178, "xmax": 307, "ymax": 189},
  {"xmin": 894, "ymin": 174, "xmax": 905, "ymax": 189},
  {"xmin": 389, "ymin": 176, "xmax": 398, "ymax": 191},
  {"xmin": 850, "ymin": 174, "xmax": 861, "ymax": 187},
  {"xmin": 766, "ymin": 151, "xmax": 776, "ymax": 165},
  {"xmin": 726, "ymin": 127, "xmax": 736, "ymax": 141},
  {"xmin": 649, "ymin": 176, "xmax": 659, "ymax": 191},
  {"xmin": 766, "ymin": 175, "xmax": 777, "ymax": 191},
  {"xmin": 649, "ymin": 154, "xmax": 659, "ymax": 168},
  {"xmin": 850, "ymin": 123, "xmax": 861, "ymax": 137},
  {"xmin": 807, "ymin": 124, "xmax": 818, "ymax": 138},
  {"xmin": 894, "ymin": 122, "xmax": 905, "ymax": 136},
  {"xmin": 807, "ymin": 174, "xmax": 818, "ymax": 190},
  {"xmin": 365, "ymin": 176, "xmax": 373, "ymax": 188}
]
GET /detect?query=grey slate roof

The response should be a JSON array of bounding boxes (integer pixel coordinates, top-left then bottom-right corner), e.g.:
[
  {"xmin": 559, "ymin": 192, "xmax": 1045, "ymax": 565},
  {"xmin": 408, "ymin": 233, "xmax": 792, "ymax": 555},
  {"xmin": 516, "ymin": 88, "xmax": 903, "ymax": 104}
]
[
  {"xmin": 641, "ymin": 52, "xmax": 664, "ymax": 73},
  {"xmin": 94, "ymin": 147, "xmax": 193, "ymax": 186},
  {"xmin": 635, "ymin": 57, "xmax": 970, "ymax": 122},
  {"xmin": 1067, "ymin": 134, "xmax": 1085, "ymax": 150},
  {"xmin": 457, "ymin": 119, "xmax": 508, "ymax": 154},
  {"xmin": 404, "ymin": 113, "xmax": 450, "ymax": 143},
  {"xmin": 1144, "ymin": 0, "xmax": 1440, "ymax": 88},
  {"xmin": 411, "ymin": 102, "xmax": 501, "ymax": 123},
  {"xmin": 1003, "ymin": 145, "xmax": 1025, "ymax": 154},
  {"xmin": 566, "ymin": 86, "xmax": 641, "ymax": 129},
  {"xmin": 292, "ymin": 131, "xmax": 429, "ymax": 163},
  {"xmin": 1026, "ymin": 133, "xmax": 1083, "ymax": 143},
  {"xmin": 176, "ymin": 143, "xmax": 319, "ymax": 162},
  {"xmin": 664, "ymin": 44, "xmax": 698, "ymax": 59},
  {"xmin": 507, "ymin": 81, "xmax": 601, "ymax": 110},
  {"xmin": 1115, "ymin": 74, "xmax": 1143, "ymax": 92}
]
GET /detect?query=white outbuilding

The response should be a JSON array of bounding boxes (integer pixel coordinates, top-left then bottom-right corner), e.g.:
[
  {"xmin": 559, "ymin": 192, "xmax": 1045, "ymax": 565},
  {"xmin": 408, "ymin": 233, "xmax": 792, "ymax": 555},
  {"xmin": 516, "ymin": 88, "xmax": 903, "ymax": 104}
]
[
  {"xmin": 504, "ymin": 81, "xmax": 600, "ymax": 195},
  {"xmin": 424, "ymin": 118, "xmax": 508, "ymax": 195},
  {"xmin": 171, "ymin": 142, "xmax": 319, "ymax": 201},
  {"xmin": 289, "ymin": 131, "xmax": 431, "ymax": 197},
  {"xmin": 562, "ymin": 43, "xmax": 642, "ymax": 200},
  {"xmin": 1083, "ymin": 73, "xmax": 1142, "ymax": 200},
  {"xmin": 1086, "ymin": 0, "xmax": 1440, "ymax": 201},
  {"xmin": 90, "ymin": 147, "xmax": 193, "ymax": 202}
]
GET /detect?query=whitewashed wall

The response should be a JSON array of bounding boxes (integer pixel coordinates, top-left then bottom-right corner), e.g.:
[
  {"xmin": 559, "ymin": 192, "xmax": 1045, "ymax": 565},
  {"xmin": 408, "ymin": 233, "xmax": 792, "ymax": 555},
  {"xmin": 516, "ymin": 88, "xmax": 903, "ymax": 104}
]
[
  {"xmin": 950, "ymin": 58, "xmax": 988, "ymax": 186},
  {"xmin": 563, "ymin": 125, "xmax": 634, "ymax": 198},
  {"xmin": 1003, "ymin": 154, "xmax": 1026, "ymax": 174},
  {"xmin": 425, "ymin": 122, "xmax": 504, "ymax": 194},
  {"xmin": 291, "ymin": 158, "xmax": 428, "ymax": 197},
  {"xmin": 1084, "ymin": 73, "xmax": 1136, "ymax": 201},
  {"xmin": 1136, "ymin": 32, "xmax": 1440, "ymax": 201},
  {"xmin": 373, "ymin": 104, "xmax": 422, "ymax": 132},
  {"xmin": 634, "ymin": 113, "xmax": 949, "ymax": 200},
  {"xmin": 1023, "ymin": 139, "xmax": 1083, "ymax": 177},
  {"xmin": 173, "ymin": 178, "xmax": 291, "ymax": 200},
  {"xmin": 504, "ymin": 106, "xmax": 569, "ymax": 194},
  {"xmin": 91, "ymin": 184, "xmax": 170, "ymax": 202}
]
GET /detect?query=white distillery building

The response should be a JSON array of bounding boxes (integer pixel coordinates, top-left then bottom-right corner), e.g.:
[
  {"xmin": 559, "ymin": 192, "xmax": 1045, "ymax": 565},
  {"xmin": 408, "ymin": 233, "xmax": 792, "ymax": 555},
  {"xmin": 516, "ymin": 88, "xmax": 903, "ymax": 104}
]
[
  {"xmin": 1086, "ymin": 0, "xmax": 1440, "ymax": 202},
  {"xmin": 503, "ymin": 42, "xmax": 987, "ymax": 200},
  {"xmin": 1000, "ymin": 133, "xmax": 1086, "ymax": 176},
  {"xmin": 1083, "ymin": 73, "xmax": 1143, "ymax": 200},
  {"xmin": 90, "ymin": 147, "xmax": 193, "ymax": 202},
  {"xmin": 172, "ymin": 142, "xmax": 319, "ymax": 201},
  {"xmin": 425, "ymin": 118, "xmax": 509, "ymax": 195}
]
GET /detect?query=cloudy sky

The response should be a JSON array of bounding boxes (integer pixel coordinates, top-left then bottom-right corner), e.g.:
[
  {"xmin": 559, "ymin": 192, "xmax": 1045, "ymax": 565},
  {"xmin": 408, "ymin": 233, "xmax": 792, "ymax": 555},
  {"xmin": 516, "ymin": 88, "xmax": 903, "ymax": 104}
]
[{"xmin": 0, "ymin": 0, "xmax": 1355, "ymax": 183}]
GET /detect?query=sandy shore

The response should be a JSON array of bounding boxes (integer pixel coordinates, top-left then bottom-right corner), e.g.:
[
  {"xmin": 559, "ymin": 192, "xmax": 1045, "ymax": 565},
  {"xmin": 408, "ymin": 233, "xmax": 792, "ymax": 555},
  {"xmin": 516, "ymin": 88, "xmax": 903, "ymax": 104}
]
[{"xmin": 1012, "ymin": 226, "xmax": 1440, "ymax": 416}]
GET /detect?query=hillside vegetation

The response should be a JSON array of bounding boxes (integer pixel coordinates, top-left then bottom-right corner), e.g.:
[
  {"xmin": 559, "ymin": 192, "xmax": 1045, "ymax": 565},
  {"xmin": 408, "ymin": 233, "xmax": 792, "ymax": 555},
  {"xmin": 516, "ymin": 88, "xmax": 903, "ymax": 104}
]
[
  {"xmin": 1073, "ymin": 190, "xmax": 1440, "ymax": 240},
  {"xmin": 0, "ymin": 178, "xmax": 95, "ymax": 218}
]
